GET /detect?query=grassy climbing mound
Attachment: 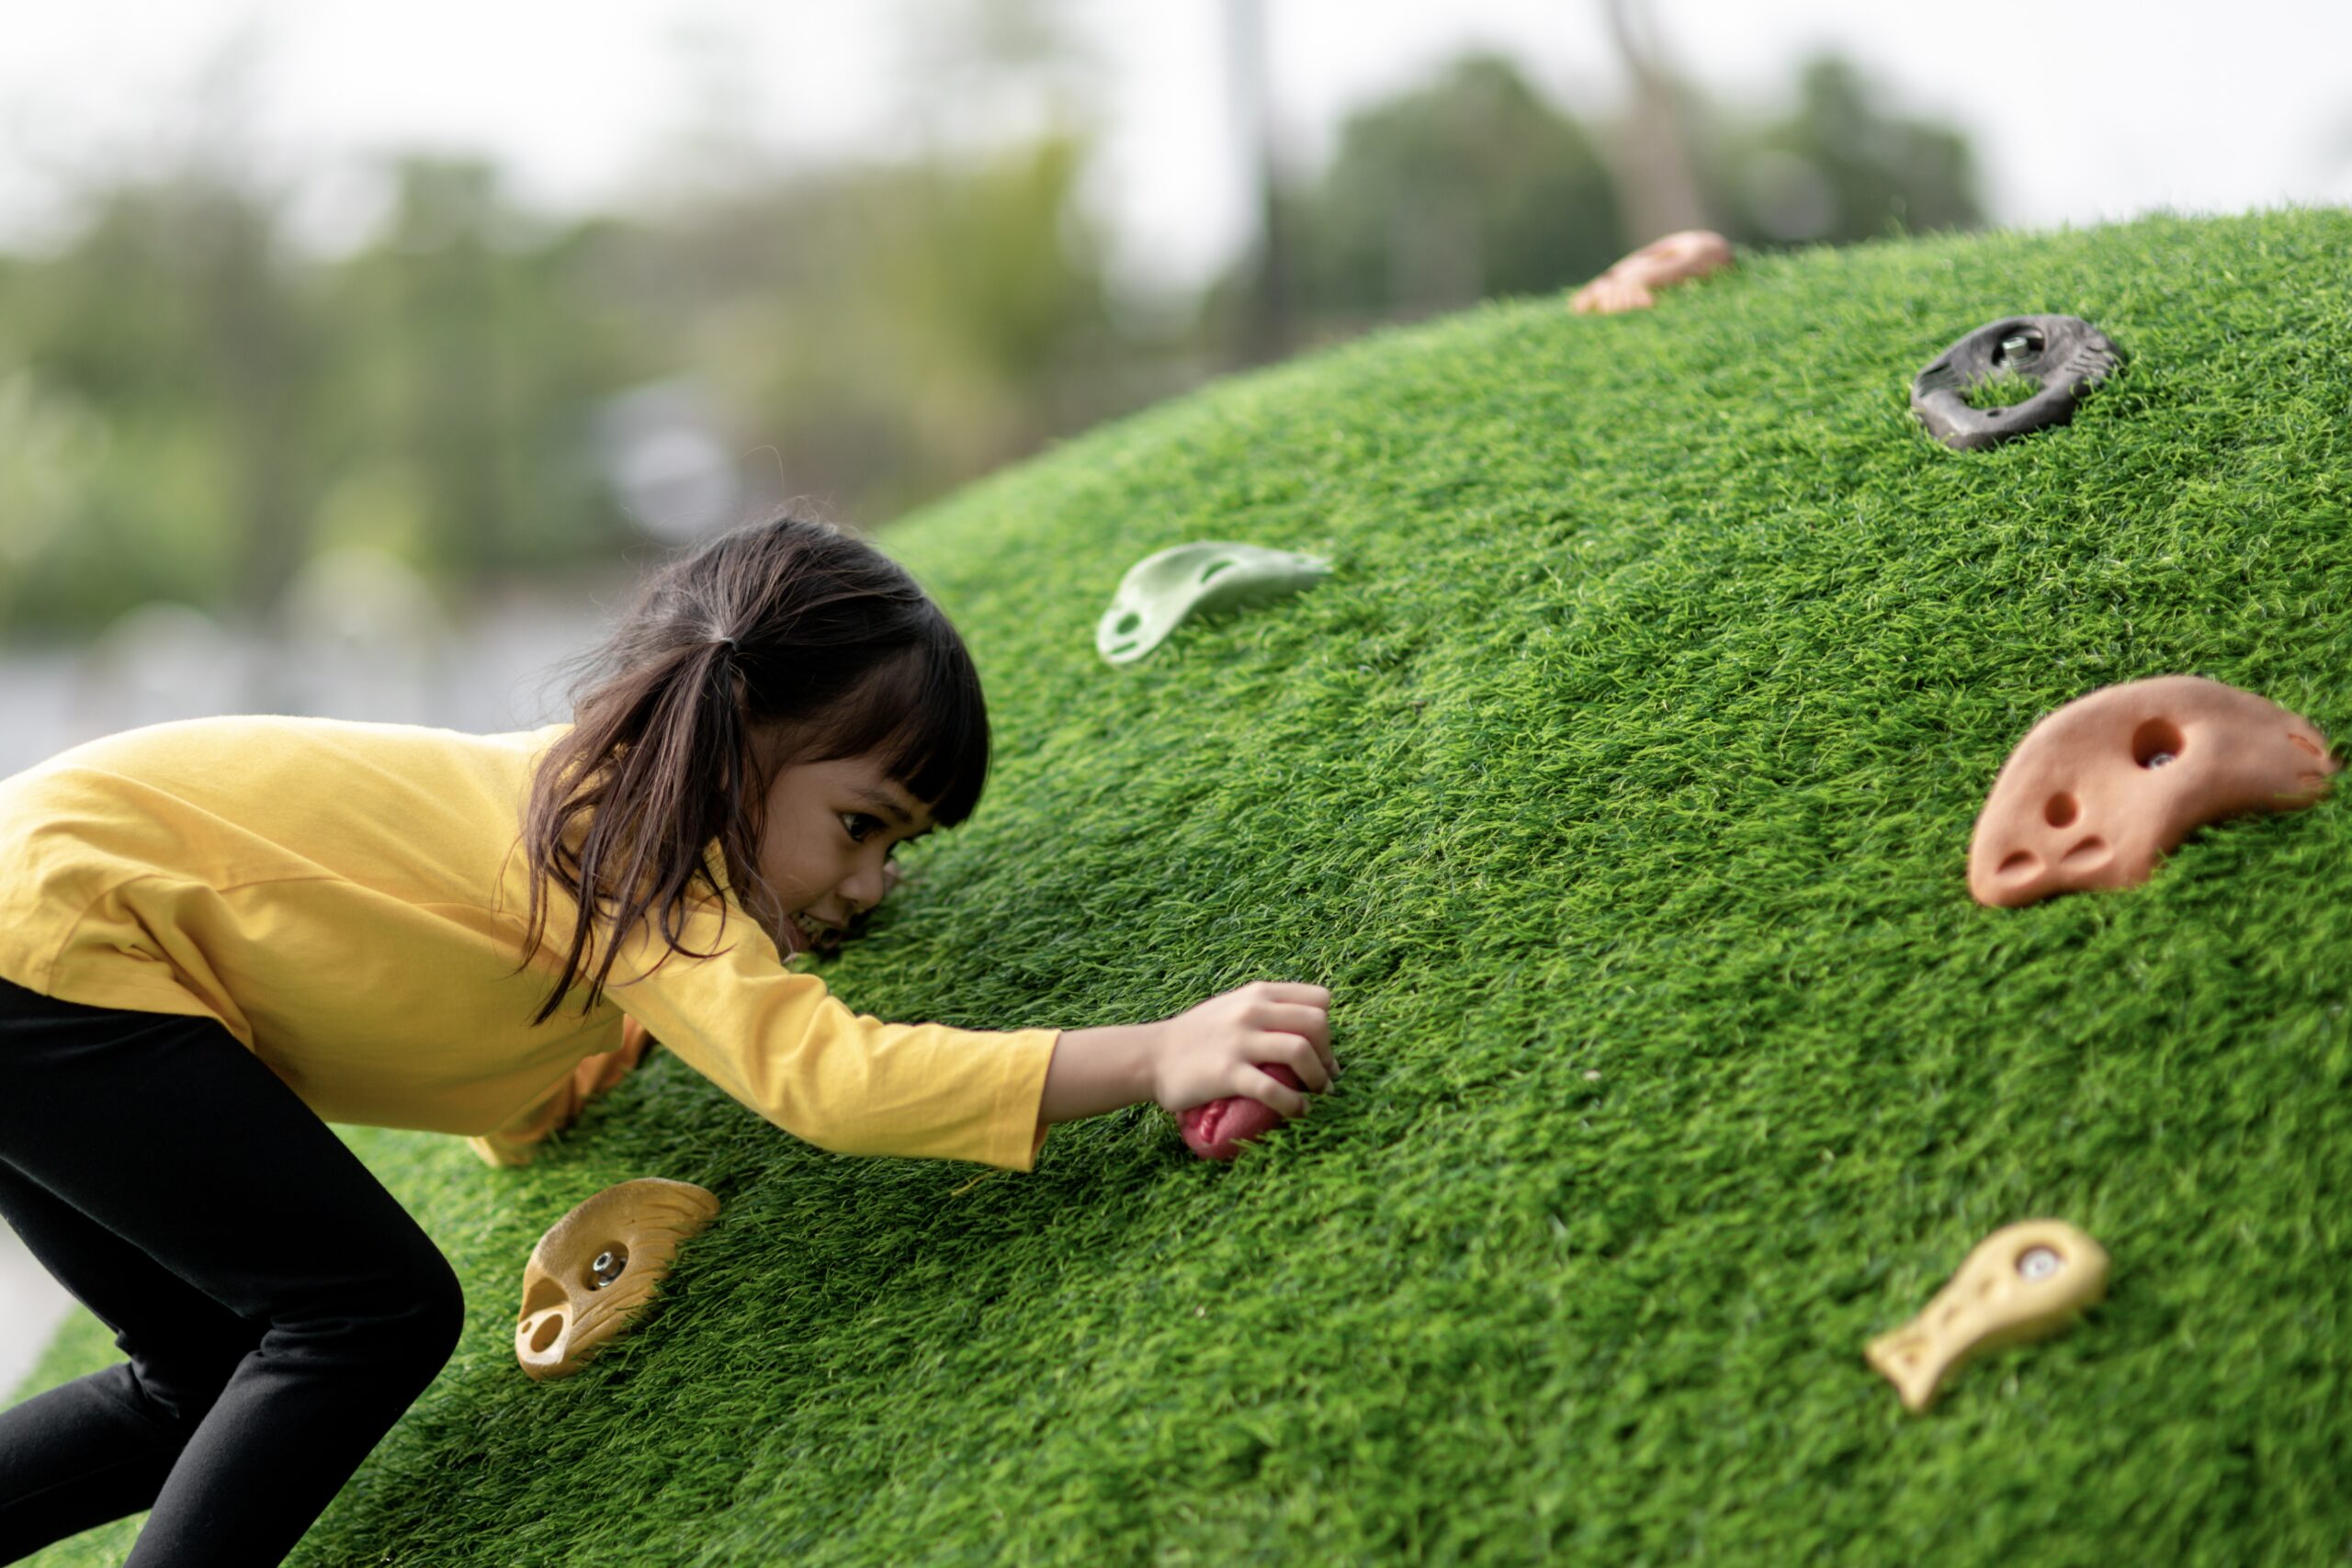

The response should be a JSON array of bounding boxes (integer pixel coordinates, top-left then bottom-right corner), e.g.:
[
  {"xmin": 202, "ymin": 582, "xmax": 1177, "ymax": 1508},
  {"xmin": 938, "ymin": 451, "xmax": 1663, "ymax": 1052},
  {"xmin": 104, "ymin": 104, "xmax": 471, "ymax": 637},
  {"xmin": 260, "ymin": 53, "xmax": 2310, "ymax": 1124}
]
[{"xmin": 20, "ymin": 208, "xmax": 2352, "ymax": 1565}]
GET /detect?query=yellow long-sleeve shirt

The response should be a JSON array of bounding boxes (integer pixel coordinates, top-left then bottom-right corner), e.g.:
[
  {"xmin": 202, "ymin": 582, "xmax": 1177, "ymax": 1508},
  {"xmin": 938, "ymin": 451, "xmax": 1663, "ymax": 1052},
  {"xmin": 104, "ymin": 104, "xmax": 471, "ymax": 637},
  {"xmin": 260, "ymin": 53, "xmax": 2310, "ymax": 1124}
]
[{"xmin": 0, "ymin": 716, "xmax": 1057, "ymax": 1170}]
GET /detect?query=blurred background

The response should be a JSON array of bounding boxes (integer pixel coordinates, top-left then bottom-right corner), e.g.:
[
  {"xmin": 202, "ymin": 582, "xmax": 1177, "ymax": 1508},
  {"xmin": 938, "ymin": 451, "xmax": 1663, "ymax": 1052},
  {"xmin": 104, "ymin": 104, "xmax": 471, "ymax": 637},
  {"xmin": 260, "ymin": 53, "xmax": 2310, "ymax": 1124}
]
[{"xmin": 3, "ymin": 0, "xmax": 2350, "ymax": 1378}]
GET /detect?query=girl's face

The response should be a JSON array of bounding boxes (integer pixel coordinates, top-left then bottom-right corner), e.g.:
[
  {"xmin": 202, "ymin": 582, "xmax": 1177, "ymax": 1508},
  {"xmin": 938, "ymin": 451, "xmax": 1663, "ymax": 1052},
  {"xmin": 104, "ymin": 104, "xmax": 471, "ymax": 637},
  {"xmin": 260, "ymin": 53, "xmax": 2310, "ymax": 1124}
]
[{"xmin": 750, "ymin": 751, "xmax": 936, "ymax": 954}]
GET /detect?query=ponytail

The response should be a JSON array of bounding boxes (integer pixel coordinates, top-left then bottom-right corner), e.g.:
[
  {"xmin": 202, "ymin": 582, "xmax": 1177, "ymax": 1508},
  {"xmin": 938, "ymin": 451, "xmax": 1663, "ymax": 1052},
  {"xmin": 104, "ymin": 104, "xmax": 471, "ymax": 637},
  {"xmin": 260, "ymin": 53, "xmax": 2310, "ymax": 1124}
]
[
  {"xmin": 516, "ymin": 637, "xmax": 759, "ymax": 1022},
  {"xmin": 516, "ymin": 513, "xmax": 990, "ymax": 1022}
]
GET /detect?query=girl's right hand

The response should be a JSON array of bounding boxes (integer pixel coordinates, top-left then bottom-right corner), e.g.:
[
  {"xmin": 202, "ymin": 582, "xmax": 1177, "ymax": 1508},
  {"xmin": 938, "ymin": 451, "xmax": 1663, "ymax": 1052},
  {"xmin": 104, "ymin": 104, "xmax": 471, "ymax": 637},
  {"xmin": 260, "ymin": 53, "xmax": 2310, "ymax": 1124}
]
[{"xmin": 1150, "ymin": 980, "xmax": 1336, "ymax": 1119}]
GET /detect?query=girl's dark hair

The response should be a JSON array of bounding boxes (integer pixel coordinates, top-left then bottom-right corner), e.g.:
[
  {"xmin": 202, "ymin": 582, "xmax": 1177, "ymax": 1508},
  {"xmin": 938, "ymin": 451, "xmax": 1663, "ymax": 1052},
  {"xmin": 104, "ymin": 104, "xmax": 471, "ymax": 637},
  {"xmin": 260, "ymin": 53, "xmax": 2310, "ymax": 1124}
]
[{"xmin": 517, "ymin": 513, "xmax": 989, "ymax": 1023}]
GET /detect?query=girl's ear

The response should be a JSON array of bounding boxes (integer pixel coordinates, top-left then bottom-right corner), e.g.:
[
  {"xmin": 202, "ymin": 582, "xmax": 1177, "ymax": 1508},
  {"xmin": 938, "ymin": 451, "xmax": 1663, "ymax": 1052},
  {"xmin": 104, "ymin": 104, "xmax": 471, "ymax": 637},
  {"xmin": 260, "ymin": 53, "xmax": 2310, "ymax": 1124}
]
[{"xmin": 741, "ymin": 728, "xmax": 784, "ymax": 814}]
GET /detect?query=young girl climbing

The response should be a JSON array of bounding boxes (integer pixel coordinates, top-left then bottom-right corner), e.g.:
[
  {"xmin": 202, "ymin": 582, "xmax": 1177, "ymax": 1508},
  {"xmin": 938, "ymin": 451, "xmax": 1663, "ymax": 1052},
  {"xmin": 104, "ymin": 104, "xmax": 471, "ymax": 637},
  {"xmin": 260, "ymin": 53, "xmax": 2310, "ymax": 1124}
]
[{"xmin": 0, "ymin": 513, "xmax": 1338, "ymax": 1567}]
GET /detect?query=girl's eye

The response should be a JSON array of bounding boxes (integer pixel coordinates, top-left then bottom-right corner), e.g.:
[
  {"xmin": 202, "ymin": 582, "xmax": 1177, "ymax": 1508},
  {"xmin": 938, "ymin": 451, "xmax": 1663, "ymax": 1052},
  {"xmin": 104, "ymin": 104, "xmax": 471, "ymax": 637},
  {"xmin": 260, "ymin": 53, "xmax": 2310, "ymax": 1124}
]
[{"xmin": 840, "ymin": 812, "xmax": 883, "ymax": 845}]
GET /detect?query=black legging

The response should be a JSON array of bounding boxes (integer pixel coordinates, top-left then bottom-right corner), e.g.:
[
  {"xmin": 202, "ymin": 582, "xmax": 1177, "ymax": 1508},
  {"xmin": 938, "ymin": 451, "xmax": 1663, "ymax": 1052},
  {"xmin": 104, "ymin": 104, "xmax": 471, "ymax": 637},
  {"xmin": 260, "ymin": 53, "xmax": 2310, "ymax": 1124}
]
[{"xmin": 0, "ymin": 976, "xmax": 462, "ymax": 1566}]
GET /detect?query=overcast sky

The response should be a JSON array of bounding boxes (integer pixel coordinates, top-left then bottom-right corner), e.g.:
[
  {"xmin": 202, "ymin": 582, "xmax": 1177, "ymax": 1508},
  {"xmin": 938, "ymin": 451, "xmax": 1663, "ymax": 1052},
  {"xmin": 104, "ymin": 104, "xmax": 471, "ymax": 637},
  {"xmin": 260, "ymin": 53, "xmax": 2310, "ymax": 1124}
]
[{"xmin": 0, "ymin": 0, "xmax": 2348, "ymax": 291}]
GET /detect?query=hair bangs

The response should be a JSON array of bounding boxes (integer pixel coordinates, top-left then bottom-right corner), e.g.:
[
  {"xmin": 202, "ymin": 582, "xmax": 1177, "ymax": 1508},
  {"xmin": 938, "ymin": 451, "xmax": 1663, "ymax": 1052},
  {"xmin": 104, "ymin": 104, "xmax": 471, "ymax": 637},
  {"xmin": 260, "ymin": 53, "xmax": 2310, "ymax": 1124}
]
[{"xmin": 786, "ymin": 614, "xmax": 990, "ymax": 827}]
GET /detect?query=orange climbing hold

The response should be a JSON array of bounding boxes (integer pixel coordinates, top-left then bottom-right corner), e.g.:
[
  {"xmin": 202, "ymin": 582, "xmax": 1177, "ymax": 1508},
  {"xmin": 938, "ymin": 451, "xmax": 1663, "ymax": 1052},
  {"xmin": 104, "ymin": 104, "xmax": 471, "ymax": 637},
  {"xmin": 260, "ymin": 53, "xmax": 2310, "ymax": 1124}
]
[
  {"xmin": 1568, "ymin": 230, "xmax": 1733, "ymax": 315},
  {"xmin": 1969, "ymin": 675, "xmax": 2337, "ymax": 908}
]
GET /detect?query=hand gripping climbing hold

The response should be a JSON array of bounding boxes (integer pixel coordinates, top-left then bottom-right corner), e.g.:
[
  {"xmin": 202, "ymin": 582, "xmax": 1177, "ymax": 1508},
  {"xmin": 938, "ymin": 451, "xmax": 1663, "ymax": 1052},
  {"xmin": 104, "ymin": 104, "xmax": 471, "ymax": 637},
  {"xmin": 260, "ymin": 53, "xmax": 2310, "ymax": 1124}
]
[
  {"xmin": 1968, "ymin": 675, "xmax": 2338, "ymax": 908},
  {"xmin": 515, "ymin": 1178, "xmax": 720, "ymax": 1380},
  {"xmin": 1180, "ymin": 1063, "xmax": 1304, "ymax": 1160},
  {"xmin": 1095, "ymin": 541, "xmax": 1332, "ymax": 664},
  {"xmin": 1866, "ymin": 1219, "xmax": 2109, "ymax": 1413},
  {"xmin": 1911, "ymin": 314, "xmax": 2120, "ymax": 451},
  {"xmin": 1568, "ymin": 230, "xmax": 1734, "ymax": 315}
]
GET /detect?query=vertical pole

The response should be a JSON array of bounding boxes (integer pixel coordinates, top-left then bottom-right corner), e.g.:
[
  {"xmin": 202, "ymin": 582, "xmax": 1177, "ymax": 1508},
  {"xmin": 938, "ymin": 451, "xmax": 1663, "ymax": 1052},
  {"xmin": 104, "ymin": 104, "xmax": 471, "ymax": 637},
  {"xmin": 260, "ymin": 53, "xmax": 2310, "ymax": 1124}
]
[
  {"xmin": 1599, "ymin": 0, "xmax": 1711, "ymax": 244},
  {"xmin": 1226, "ymin": 0, "xmax": 1289, "ymax": 365}
]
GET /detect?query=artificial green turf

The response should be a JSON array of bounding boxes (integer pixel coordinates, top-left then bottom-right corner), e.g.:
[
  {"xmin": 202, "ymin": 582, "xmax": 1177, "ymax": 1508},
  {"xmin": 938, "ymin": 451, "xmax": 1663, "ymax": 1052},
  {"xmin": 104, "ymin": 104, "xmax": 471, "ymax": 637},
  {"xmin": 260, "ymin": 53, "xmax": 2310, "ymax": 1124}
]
[
  {"xmin": 17, "ymin": 208, "xmax": 2352, "ymax": 1566},
  {"xmin": 1960, "ymin": 368, "xmax": 2043, "ymax": 409}
]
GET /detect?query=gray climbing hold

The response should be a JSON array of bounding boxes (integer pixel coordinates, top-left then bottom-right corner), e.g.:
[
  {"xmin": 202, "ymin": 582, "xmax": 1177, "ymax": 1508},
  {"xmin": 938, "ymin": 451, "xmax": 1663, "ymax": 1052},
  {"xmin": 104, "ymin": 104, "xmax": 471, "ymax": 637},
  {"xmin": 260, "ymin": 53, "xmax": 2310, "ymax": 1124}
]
[
  {"xmin": 1910, "ymin": 314, "xmax": 2120, "ymax": 451},
  {"xmin": 1095, "ymin": 541, "xmax": 1333, "ymax": 664}
]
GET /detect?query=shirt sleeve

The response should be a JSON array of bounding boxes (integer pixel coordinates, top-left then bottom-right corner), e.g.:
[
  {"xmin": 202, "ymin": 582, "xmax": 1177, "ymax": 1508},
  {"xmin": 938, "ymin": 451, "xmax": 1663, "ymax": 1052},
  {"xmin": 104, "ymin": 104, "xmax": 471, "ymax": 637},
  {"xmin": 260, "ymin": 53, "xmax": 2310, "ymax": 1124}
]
[{"xmin": 602, "ymin": 896, "xmax": 1058, "ymax": 1170}]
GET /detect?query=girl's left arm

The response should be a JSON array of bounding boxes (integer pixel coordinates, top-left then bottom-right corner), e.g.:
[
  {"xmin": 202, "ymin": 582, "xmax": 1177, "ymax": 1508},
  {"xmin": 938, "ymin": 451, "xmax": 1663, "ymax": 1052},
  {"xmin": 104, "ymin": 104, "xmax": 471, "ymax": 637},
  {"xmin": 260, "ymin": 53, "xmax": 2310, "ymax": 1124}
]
[
  {"xmin": 1040, "ymin": 981, "xmax": 1336, "ymax": 1127},
  {"xmin": 1037, "ymin": 1021, "xmax": 1163, "ymax": 1123}
]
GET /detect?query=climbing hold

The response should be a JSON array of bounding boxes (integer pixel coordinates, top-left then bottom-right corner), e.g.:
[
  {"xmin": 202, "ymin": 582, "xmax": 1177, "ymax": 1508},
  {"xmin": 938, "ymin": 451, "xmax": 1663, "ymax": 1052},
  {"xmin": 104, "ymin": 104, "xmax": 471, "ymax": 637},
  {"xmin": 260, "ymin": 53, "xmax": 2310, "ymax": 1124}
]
[
  {"xmin": 514, "ymin": 1178, "xmax": 720, "ymax": 1380},
  {"xmin": 1968, "ymin": 675, "xmax": 2337, "ymax": 908},
  {"xmin": 1910, "ymin": 314, "xmax": 2120, "ymax": 450},
  {"xmin": 1180, "ymin": 1063, "xmax": 1305, "ymax": 1160},
  {"xmin": 1568, "ymin": 230, "xmax": 1734, "ymax": 315},
  {"xmin": 1865, "ymin": 1219, "xmax": 2109, "ymax": 1414},
  {"xmin": 1096, "ymin": 541, "xmax": 1331, "ymax": 664}
]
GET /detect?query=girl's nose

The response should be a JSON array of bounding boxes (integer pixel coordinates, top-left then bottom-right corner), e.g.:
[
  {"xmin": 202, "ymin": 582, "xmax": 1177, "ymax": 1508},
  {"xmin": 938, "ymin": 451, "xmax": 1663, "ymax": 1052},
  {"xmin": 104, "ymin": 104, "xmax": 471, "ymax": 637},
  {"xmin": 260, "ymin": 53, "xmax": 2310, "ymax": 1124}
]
[{"xmin": 840, "ymin": 858, "xmax": 888, "ymax": 913}]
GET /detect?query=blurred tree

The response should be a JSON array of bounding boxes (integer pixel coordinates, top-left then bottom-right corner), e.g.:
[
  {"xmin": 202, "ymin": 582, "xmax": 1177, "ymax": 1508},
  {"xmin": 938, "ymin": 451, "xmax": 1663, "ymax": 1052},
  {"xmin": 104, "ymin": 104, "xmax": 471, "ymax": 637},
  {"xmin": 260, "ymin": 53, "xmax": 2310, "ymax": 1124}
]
[
  {"xmin": 0, "ymin": 30, "xmax": 326, "ymax": 638},
  {"xmin": 0, "ymin": 367, "xmax": 106, "ymax": 630},
  {"xmin": 890, "ymin": 0, "xmax": 1096, "ymax": 155},
  {"xmin": 1696, "ymin": 55, "xmax": 1984, "ymax": 246},
  {"xmin": 0, "ymin": 8, "xmax": 1150, "ymax": 639},
  {"xmin": 1210, "ymin": 44, "xmax": 1985, "ymax": 360},
  {"xmin": 1600, "ymin": 0, "xmax": 1709, "ymax": 246},
  {"xmin": 577, "ymin": 0, "xmax": 1139, "ymax": 527},
  {"xmin": 0, "ymin": 170, "xmax": 313, "ymax": 632},
  {"xmin": 616, "ymin": 129, "xmax": 1125, "ymax": 525},
  {"xmin": 1225, "ymin": 0, "xmax": 1291, "ymax": 366},
  {"xmin": 322, "ymin": 158, "xmax": 636, "ymax": 574},
  {"xmin": 1261, "ymin": 55, "xmax": 1624, "ymax": 332},
  {"xmin": 0, "ymin": 24, "xmax": 1968, "ymax": 649}
]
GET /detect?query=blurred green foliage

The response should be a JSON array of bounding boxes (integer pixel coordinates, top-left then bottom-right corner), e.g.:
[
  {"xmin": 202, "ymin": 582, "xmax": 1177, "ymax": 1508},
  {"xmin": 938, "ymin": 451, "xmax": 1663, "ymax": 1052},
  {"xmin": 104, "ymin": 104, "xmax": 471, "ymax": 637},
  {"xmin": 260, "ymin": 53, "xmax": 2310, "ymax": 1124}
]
[
  {"xmin": 1698, "ymin": 55, "xmax": 1984, "ymax": 247},
  {"xmin": 1282, "ymin": 54, "xmax": 1627, "ymax": 326},
  {"xmin": 0, "ymin": 45, "xmax": 1979, "ymax": 638}
]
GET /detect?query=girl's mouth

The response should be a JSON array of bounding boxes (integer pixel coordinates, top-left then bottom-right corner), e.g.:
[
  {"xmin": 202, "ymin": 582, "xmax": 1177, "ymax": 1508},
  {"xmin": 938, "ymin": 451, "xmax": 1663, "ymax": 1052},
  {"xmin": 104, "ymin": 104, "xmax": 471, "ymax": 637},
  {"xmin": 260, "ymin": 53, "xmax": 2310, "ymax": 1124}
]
[{"xmin": 786, "ymin": 911, "xmax": 840, "ymax": 954}]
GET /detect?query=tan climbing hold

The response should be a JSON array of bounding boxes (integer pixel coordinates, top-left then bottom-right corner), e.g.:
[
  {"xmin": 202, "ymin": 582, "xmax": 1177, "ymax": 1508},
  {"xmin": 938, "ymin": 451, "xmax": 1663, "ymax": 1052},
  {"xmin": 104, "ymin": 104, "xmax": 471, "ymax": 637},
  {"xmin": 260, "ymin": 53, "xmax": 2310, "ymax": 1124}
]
[
  {"xmin": 1568, "ymin": 230, "xmax": 1733, "ymax": 315},
  {"xmin": 514, "ymin": 1177, "xmax": 720, "ymax": 1381},
  {"xmin": 1969, "ymin": 675, "xmax": 2337, "ymax": 908},
  {"xmin": 1865, "ymin": 1219, "xmax": 2109, "ymax": 1414}
]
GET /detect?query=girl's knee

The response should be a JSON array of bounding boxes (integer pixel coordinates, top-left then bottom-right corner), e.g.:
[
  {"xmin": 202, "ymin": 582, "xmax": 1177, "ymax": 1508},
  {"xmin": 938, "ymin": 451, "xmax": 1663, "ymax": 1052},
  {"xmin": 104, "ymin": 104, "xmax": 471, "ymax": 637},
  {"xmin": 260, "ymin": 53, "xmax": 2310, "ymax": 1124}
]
[
  {"xmin": 275, "ymin": 1242, "xmax": 465, "ymax": 1383},
  {"xmin": 381, "ymin": 1247, "xmax": 466, "ymax": 1376}
]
